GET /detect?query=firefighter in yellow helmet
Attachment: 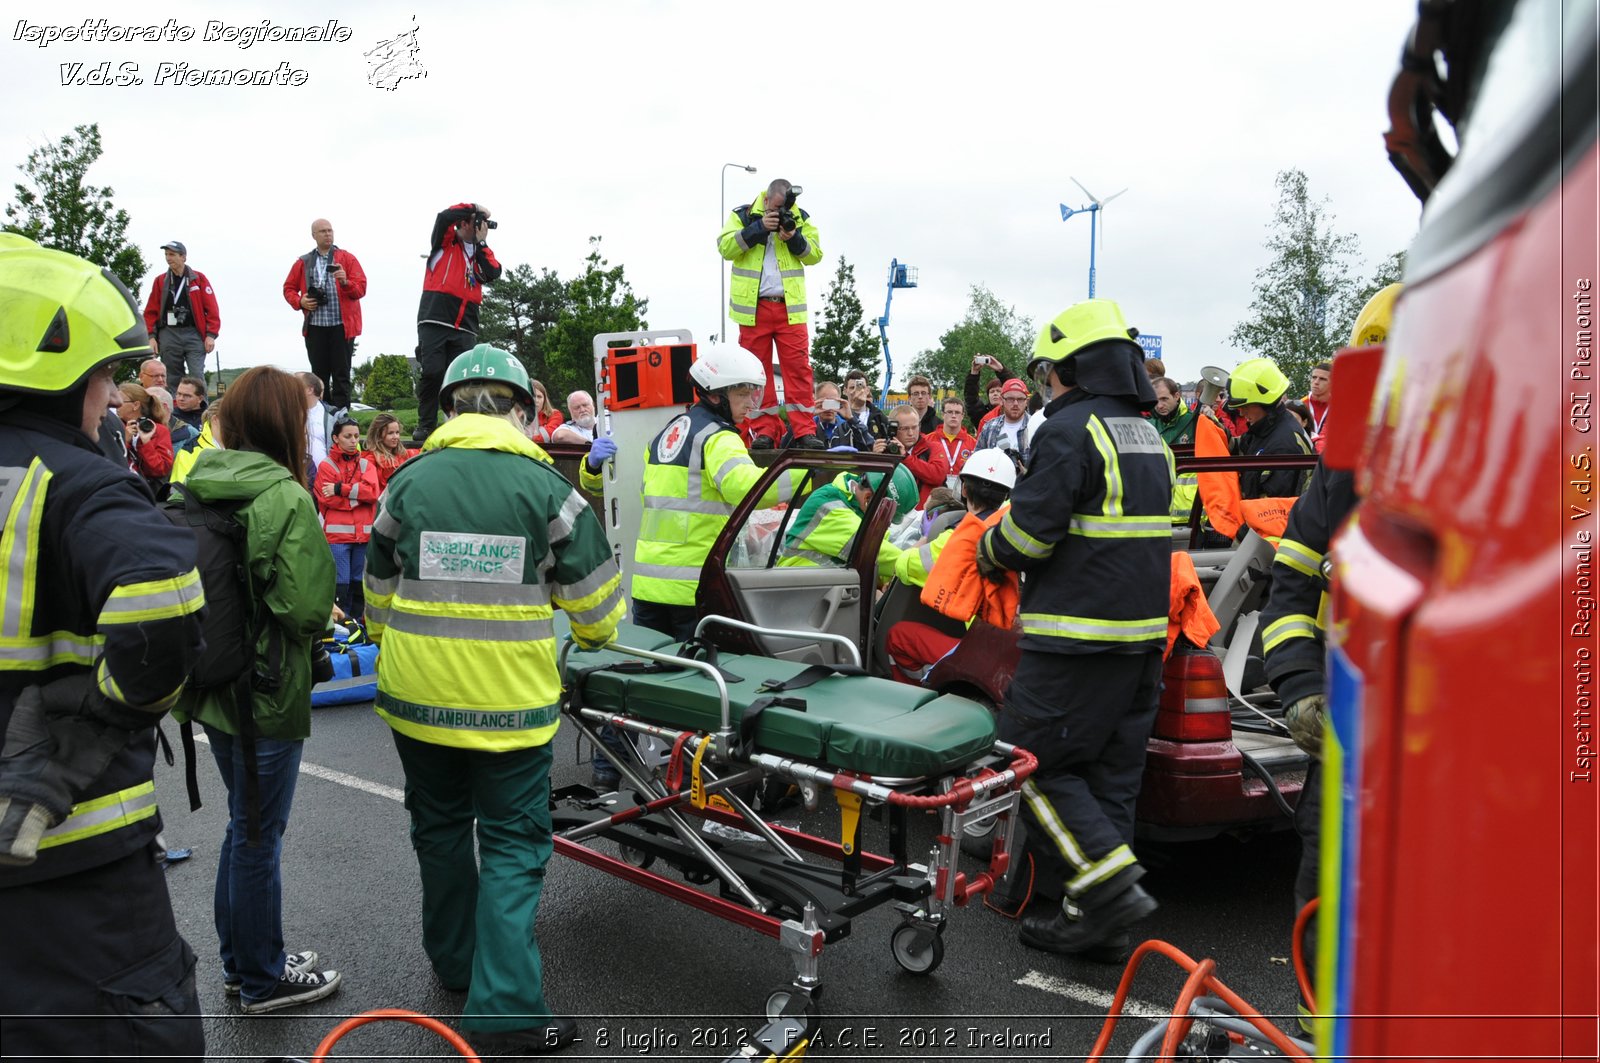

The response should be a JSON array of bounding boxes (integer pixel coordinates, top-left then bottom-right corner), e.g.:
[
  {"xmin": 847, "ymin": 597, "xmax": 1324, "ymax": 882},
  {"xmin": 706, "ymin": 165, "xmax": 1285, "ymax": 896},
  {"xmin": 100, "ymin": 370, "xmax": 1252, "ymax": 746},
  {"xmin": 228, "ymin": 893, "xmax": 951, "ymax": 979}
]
[
  {"xmin": 0, "ymin": 235, "xmax": 207, "ymax": 1056},
  {"xmin": 976, "ymin": 298, "xmax": 1174, "ymax": 958},
  {"xmin": 1262, "ymin": 281, "xmax": 1403, "ymax": 1033},
  {"xmin": 1227, "ymin": 356, "xmax": 1314, "ymax": 499},
  {"xmin": 363, "ymin": 344, "xmax": 623, "ymax": 1054}
]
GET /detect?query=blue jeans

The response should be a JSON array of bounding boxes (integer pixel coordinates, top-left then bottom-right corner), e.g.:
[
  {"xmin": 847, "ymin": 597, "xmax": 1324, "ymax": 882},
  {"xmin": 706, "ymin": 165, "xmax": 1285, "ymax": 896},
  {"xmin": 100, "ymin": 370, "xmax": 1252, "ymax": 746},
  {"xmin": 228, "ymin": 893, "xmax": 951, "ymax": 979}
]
[
  {"xmin": 330, "ymin": 542, "xmax": 366, "ymax": 584},
  {"xmin": 204, "ymin": 726, "xmax": 303, "ymax": 1003}
]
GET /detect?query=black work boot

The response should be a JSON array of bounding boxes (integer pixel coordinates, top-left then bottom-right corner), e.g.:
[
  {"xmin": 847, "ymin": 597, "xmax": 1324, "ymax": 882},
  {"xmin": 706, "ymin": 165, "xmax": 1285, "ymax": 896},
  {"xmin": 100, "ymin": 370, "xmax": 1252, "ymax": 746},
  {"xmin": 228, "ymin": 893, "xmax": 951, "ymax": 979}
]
[
  {"xmin": 1019, "ymin": 883, "xmax": 1157, "ymax": 956},
  {"xmin": 789, "ymin": 434, "xmax": 825, "ymax": 450}
]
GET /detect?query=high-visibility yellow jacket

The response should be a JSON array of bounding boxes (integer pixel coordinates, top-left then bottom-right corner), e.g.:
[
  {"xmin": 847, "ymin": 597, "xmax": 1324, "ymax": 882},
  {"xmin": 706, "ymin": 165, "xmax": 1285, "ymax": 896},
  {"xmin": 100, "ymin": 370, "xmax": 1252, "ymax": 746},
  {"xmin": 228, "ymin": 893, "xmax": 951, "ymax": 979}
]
[
  {"xmin": 718, "ymin": 190, "xmax": 824, "ymax": 325},
  {"xmin": 633, "ymin": 403, "xmax": 803, "ymax": 607},
  {"xmin": 169, "ymin": 420, "xmax": 219, "ymax": 485},
  {"xmin": 364, "ymin": 414, "xmax": 623, "ymax": 752},
  {"xmin": 780, "ymin": 472, "xmax": 903, "ymax": 583}
]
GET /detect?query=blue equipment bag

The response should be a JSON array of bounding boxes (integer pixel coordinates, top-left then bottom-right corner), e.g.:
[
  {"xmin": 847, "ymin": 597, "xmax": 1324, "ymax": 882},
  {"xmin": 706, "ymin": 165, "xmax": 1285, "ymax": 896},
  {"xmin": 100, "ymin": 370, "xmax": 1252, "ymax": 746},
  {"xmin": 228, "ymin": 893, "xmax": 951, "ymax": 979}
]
[{"xmin": 311, "ymin": 624, "xmax": 380, "ymax": 707}]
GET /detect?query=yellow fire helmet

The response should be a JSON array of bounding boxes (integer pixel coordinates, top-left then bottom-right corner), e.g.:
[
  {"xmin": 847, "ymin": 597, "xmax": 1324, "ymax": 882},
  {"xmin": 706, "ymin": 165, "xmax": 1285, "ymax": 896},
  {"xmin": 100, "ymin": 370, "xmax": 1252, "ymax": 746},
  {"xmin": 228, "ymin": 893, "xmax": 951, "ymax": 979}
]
[
  {"xmin": 1225, "ymin": 357, "xmax": 1292, "ymax": 408},
  {"xmin": 0, "ymin": 234, "xmax": 150, "ymax": 395},
  {"xmin": 1026, "ymin": 298, "xmax": 1138, "ymax": 383},
  {"xmin": 1348, "ymin": 282, "xmax": 1403, "ymax": 347}
]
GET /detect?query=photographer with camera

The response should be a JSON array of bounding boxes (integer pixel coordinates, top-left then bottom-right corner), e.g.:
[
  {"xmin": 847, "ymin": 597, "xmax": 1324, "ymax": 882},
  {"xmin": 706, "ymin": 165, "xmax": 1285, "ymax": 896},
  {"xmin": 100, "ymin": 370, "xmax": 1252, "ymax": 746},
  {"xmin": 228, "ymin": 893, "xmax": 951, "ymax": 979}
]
[
  {"xmin": 284, "ymin": 219, "xmax": 368, "ymax": 412},
  {"xmin": 143, "ymin": 240, "xmax": 221, "ymax": 386},
  {"xmin": 719, "ymin": 179, "xmax": 825, "ymax": 448},
  {"xmin": 415, "ymin": 203, "xmax": 502, "ymax": 443},
  {"xmin": 964, "ymin": 353, "xmax": 1018, "ymax": 430}
]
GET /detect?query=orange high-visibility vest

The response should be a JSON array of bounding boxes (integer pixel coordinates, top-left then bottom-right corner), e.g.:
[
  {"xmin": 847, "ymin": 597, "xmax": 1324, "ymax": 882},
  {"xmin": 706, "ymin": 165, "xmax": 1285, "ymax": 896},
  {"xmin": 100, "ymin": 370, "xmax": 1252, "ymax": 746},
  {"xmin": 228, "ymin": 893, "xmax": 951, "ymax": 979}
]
[{"xmin": 1193, "ymin": 415, "xmax": 1294, "ymax": 544}]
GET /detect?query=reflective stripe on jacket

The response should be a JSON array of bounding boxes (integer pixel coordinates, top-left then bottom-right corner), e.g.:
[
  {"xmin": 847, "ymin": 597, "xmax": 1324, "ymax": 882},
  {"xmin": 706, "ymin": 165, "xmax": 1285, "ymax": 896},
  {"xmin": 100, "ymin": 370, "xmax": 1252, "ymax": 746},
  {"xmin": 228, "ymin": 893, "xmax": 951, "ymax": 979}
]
[
  {"xmin": 365, "ymin": 414, "xmax": 623, "ymax": 751},
  {"xmin": 718, "ymin": 191, "xmax": 824, "ymax": 325},
  {"xmin": 315, "ymin": 450, "xmax": 380, "ymax": 543},
  {"xmin": 633, "ymin": 403, "xmax": 803, "ymax": 607},
  {"xmin": 779, "ymin": 472, "xmax": 902, "ymax": 583},
  {"xmin": 979, "ymin": 392, "xmax": 1174, "ymax": 654},
  {"xmin": 1, "ymin": 412, "xmax": 206, "ymax": 887},
  {"xmin": 1261, "ymin": 462, "xmax": 1356, "ymax": 707}
]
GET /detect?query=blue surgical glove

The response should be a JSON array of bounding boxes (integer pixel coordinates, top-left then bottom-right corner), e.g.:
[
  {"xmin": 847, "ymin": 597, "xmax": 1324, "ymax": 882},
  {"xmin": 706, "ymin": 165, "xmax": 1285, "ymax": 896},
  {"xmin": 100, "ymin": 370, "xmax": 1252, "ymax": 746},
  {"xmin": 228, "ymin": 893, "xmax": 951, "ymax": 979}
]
[
  {"xmin": 827, "ymin": 444, "xmax": 859, "ymax": 453},
  {"xmin": 586, "ymin": 436, "xmax": 618, "ymax": 470}
]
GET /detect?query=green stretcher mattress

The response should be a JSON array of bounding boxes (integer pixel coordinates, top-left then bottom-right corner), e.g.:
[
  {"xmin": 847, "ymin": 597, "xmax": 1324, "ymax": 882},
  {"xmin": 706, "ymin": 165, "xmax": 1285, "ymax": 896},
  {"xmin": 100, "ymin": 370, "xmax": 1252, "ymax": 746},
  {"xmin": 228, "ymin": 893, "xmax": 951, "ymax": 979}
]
[{"xmin": 562, "ymin": 647, "xmax": 996, "ymax": 778}]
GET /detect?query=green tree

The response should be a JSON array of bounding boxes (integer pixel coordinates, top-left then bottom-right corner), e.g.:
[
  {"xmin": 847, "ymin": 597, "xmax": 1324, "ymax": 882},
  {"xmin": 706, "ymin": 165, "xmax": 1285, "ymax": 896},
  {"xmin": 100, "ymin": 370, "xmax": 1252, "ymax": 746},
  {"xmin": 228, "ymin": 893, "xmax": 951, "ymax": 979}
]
[
  {"xmin": 363, "ymin": 353, "xmax": 415, "ymax": 408},
  {"xmin": 1337, "ymin": 250, "xmax": 1407, "ymax": 349},
  {"xmin": 810, "ymin": 256, "xmax": 883, "ymax": 387},
  {"xmin": 907, "ymin": 285, "xmax": 1034, "ymax": 391},
  {"xmin": 352, "ymin": 356, "xmax": 375, "ymax": 397},
  {"xmin": 478, "ymin": 263, "xmax": 568, "ymax": 378},
  {"xmin": 541, "ymin": 237, "xmax": 649, "ymax": 402},
  {"xmin": 4, "ymin": 123, "xmax": 146, "ymax": 292},
  {"xmin": 1229, "ymin": 168, "xmax": 1364, "ymax": 389}
]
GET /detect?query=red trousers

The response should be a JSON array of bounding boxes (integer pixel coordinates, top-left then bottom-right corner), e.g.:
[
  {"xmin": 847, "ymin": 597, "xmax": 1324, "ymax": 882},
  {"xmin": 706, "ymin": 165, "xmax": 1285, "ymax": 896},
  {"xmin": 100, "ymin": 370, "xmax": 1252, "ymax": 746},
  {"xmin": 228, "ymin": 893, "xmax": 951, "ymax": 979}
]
[
  {"xmin": 739, "ymin": 300, "xmax": 815, "ymax": 438},
  {"xmin": 886, "ymin": 621, "xmax": 961, "ymax": 685}
]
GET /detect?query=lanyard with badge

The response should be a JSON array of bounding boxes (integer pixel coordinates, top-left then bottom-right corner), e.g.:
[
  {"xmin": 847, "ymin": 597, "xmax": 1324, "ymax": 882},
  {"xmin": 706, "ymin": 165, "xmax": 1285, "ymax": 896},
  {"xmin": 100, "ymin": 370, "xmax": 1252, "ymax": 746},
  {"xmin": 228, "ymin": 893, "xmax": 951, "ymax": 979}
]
[{"xmin": 166, "ymin": 272, "xmax": 189, "ymax": 327}]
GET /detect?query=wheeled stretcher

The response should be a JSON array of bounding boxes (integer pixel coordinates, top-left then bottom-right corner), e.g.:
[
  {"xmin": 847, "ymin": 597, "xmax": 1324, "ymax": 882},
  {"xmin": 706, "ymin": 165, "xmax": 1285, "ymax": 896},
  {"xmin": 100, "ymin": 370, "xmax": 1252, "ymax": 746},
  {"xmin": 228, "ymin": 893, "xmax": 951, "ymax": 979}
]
[{"xmin": 551, "ymin": 615, "xmax": 1036, "ymax": 1046}]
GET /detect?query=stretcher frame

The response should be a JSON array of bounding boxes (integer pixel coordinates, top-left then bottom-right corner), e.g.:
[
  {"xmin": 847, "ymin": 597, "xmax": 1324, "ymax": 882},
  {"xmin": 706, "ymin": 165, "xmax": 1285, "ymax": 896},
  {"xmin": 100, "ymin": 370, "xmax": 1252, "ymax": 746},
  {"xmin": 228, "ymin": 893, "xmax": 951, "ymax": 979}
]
[{"xmin": 551, "ymin": 616, "xmax": 1038, "ymax": 1026}]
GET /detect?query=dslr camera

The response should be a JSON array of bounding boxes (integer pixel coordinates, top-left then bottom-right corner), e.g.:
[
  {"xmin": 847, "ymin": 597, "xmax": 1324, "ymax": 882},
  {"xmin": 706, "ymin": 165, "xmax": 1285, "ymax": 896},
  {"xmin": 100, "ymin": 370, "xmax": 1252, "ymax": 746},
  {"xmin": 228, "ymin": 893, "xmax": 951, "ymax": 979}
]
[
  {"xmin": 473, "ymin": 211, "xmax": 498, "ymax": 231},
  {"xmin": 775, "ymin": 185, "xmax": 803, "ymax": 233},
  {"xmin": 304, "ymin": 283, "xmax": 329, "ymax": 306},
  {"xmin": 883, "ymin": 439, "xmax": 903, "ymax": 456}
]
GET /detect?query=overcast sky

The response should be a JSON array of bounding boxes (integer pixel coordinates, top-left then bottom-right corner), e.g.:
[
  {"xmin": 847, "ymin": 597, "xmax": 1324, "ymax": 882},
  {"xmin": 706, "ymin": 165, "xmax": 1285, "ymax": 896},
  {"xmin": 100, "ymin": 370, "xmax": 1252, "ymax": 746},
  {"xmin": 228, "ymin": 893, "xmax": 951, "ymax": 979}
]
[{"xmin": 2, "ymin": 0, "xmax": 1427, "ymax": 387}]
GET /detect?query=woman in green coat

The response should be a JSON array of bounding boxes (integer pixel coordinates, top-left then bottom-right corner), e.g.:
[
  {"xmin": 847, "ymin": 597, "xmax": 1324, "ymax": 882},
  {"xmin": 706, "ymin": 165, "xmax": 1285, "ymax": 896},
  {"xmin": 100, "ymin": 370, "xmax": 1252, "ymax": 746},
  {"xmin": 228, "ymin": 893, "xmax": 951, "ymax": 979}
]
[{"xmin": 172, "ymin": 366, "xmax": 341, "ymax": 1014}]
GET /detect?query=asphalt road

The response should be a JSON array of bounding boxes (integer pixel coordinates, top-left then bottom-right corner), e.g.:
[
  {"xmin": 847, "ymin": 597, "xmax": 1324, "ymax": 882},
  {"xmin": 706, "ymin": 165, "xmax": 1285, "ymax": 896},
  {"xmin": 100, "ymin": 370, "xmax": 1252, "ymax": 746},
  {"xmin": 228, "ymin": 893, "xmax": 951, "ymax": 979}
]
[{"xmin": 154, "ymin": 698, "xmax": 1307, "ymax": 1062}]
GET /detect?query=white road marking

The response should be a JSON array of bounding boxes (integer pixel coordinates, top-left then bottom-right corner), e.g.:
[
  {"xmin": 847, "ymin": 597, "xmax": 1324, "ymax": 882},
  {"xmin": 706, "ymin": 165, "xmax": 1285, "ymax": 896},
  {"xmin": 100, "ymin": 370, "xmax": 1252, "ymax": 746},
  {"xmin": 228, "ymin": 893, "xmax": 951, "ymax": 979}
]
[
  {"xmin": 1015, "ymin": 970, "xmax": 1171, "ymax": 1019},
  {"xmin": 190, "ymin": 730, "xmax": 405, "ymax": 804}
]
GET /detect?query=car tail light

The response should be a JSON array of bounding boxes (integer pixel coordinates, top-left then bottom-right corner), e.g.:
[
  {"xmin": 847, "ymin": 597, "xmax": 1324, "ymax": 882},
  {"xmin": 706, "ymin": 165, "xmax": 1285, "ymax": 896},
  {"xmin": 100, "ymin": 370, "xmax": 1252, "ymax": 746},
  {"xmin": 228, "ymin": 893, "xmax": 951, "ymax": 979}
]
[{"xmin": 1155, "ymin": 647, "xmax": 1232, "ymax": 742}]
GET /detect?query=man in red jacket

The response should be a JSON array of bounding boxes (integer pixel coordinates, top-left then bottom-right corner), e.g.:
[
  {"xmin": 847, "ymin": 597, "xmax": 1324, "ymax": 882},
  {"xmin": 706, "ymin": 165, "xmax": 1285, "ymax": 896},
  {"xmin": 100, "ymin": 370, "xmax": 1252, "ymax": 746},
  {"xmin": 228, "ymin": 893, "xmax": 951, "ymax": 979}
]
[
  {"xmin": 143, "ymin": 240, "xmax": 220, "ymax": 386},
  {"xmin": 415, "ymin": 203, "xmax": 502, "ymax": 442},
  {"xmin": 284, "ymin": 219, "xmax": 367, "ymax": 412}
]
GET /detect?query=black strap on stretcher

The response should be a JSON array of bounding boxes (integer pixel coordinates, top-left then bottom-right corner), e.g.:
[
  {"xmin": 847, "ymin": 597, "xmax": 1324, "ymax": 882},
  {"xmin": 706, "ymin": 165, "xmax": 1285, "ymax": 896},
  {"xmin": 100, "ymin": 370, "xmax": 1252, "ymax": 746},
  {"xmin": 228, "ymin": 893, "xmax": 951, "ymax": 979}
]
[
  {"xmin": 756, "ymin": 662, "xmax": 867, "ymax": 693},
  {"xmin": 736, "ymin": 695, "xmax": 807, "ymax": 759}
]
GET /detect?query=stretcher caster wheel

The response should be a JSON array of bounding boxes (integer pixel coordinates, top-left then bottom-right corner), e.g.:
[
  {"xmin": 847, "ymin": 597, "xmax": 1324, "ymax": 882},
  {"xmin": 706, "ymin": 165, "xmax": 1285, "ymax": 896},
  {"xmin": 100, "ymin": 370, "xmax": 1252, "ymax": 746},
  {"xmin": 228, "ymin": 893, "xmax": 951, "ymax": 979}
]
[
  {"xmin": 618, "ymin": 843, "xmax": 654, "ymax": 870},
  {"xmin": 890, "ymin": 922, "xmax": 945, "ymax": 975},
  {"xmin": 765, "ymin": 987, "xmax": 819, "ymax": 1021}
]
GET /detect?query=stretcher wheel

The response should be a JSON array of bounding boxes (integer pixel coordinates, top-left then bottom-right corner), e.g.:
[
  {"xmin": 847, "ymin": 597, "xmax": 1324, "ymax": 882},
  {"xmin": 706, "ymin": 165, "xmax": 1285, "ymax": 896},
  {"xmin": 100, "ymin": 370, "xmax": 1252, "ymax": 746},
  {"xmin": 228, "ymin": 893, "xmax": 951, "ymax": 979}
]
[
  {"xmin": 618, "ymin": 843, "xmax": 654, "ymax": 870},
  {"xmin": 890, "ymin": 922, "xmax": 944, "ymax": 975},
  {"xmin": 764, "ymin": 988, "xmax": 819, "ymax": 1021}
]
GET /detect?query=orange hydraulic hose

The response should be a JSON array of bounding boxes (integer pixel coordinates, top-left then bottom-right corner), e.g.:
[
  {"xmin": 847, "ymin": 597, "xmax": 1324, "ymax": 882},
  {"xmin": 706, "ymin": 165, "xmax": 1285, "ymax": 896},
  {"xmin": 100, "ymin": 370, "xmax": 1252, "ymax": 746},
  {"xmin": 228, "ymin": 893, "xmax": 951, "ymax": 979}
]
[
  {"xmin": 310, "ymin": 1008, "xmax": 481, "ymax": 1061},
  {"xmin": 1086, "ymin": 940, "xmax": 1313, "ymax": 1063},
  {"xmin": 1293, "ymin": 896, "xmax": 1319, "ymax": 1014},
  {"xmin": 1157, "ymin": 957, "xmax": 1216, "ymax": 1059}
]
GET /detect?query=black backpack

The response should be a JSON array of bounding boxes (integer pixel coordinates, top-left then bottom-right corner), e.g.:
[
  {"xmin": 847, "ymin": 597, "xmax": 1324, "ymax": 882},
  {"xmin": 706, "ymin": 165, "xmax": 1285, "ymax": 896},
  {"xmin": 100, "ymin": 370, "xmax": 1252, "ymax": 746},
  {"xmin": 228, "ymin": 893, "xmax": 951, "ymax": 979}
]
[{"xmin": 163, "ymin": 484, "xmax": 283, "ymax": 844}]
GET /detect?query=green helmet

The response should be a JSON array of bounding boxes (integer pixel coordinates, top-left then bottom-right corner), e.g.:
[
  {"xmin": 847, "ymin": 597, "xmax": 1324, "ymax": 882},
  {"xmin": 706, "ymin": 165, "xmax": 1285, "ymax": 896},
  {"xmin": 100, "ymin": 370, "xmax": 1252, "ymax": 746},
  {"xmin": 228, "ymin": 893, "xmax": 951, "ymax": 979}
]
[
  {"xmin": 440, "ymin": 344, "xmax": 534, "ymax": 413},
  {"xmin": 1225, "ymin": 357, "xmax": 1291, "ymax": 408},
  {"xmin": 861, "ymin": 464, "xmax": 919, "ymax": 521},
  {"xmin": 0, "ymin": 234, "xmax": 150, "ymax": 395}
]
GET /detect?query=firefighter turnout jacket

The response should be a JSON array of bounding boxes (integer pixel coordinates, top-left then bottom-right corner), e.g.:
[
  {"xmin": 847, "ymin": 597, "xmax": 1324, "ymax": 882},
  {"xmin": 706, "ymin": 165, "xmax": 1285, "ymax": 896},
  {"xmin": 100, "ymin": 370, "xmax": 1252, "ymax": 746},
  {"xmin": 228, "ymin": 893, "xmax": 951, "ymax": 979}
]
[
  {"xmin": 1236, "ymin": 404, "xmax": 1314, "ymax": 500},
  {"xmin": 364, "ymin": 413, "xmax": 623, "ymax": 752},
  {"xmin": 0, "ymin": 412, "xmax": 206, "ymax": 886},
  {"xmin": 718, "ymin": 191, "xmax": 824, "ymax": 325},
  {"xmin": 631, "ymin": 403, "xmax": 803, "ymax": 607},
  {"xmin": 1261, "ymin": 462, "xmax": 1356, "ymax": 706},
  {"xmin": 980, "ymin": 390, "xmax": 1174, "ymax": 653}
]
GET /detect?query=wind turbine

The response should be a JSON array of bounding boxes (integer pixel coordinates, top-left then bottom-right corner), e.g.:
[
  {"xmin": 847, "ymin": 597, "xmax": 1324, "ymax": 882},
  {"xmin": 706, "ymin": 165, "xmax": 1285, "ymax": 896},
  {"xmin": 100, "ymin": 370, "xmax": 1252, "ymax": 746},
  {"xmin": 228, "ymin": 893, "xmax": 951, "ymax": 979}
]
[{"xmin": 1059, "ymin": 178, "xmax": 1127, "ymax": 298}]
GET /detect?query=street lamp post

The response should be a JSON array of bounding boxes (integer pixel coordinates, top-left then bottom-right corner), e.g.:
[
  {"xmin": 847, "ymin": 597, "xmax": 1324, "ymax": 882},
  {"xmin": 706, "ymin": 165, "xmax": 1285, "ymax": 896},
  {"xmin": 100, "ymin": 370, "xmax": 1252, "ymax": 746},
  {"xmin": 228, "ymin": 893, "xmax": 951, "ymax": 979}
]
[{"xmin": 718, "ymin": 162, "xmax": 757, "ymax": 342}]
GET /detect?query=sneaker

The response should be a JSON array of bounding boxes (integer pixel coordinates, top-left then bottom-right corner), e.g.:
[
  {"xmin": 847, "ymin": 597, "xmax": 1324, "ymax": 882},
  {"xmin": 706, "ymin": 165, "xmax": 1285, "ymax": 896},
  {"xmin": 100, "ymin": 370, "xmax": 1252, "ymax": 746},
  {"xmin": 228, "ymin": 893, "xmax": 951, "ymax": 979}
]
[
  {"xmin": 239, "ymin": 965, "xmax": 342, "ymax": 1014},
  {"xmin": 224, "ymin": 949, "xmax": 319, "ymax": 996}
]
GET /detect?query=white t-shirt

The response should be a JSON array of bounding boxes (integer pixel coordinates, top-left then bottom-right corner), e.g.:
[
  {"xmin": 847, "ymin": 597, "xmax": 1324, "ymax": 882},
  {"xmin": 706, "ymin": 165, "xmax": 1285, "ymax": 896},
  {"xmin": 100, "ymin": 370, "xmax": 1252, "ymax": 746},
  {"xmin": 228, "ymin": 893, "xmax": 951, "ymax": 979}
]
[
  {"xmin": 307, "ymin": 404, "xmax": 329, "ymax": 469},
  {"xmin": 996, "ymin": 417, "xmax": 1026, "ymax": 452}
]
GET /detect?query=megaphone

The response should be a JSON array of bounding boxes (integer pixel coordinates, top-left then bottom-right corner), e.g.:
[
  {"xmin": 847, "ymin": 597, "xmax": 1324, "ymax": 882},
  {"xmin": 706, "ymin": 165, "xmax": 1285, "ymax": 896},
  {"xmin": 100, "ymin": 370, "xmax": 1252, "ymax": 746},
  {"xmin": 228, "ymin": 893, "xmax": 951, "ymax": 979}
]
[{"xmin": 1196, "ymin": 366, "xmax": 1230, "ymax": 407}]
